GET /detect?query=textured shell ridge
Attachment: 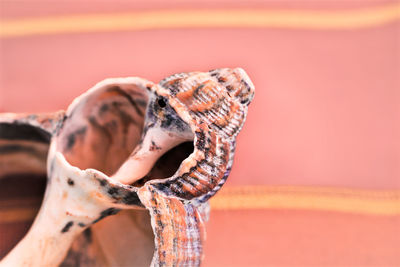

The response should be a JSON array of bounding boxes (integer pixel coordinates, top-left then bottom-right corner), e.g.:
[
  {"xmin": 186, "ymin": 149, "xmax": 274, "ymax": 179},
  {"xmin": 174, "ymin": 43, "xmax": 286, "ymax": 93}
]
[
  {"xmin": 140, "ymin": 68, "xmax": 254, "ymax": 267},
  {"xmin": 150, "ymin": 68, "xmax": 254, "ymax": 204}
]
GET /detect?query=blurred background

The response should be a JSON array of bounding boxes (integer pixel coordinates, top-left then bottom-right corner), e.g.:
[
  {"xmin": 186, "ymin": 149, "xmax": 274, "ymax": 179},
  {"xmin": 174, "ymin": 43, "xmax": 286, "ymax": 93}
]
[{"xmin": 0, "ymin": 0, "xmax": 399, "ymax": 266}]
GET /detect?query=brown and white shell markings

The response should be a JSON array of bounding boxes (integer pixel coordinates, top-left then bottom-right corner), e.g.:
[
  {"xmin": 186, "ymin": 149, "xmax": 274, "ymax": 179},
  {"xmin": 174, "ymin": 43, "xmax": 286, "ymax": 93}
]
[
  {"xmin": 138, "ymin": 68, "xmax": 255, "ymax": 266},
  {"xmin": 0, "ymin": 68, "xmax": 254, "ymax": 267}
]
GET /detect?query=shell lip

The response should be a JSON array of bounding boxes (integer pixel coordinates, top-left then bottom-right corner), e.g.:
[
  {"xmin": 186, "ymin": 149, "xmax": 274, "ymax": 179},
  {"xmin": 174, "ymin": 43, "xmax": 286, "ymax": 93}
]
[
  {"xmin": 48, "ymin": 75, "xmax": 194, "ymax": 207},
  {"xmin": 48, "ymin": 77, "xmax": 154, "ymax": 208},
  {"xmin": 51, "ymin": 150, "xmax": 144, "ymax": 209},
  {"xmin": 49, "ymin": 68, "xmax": 255, "ymax": 206},
  {"xmin": 138, "ymin": 68, "xmax": 255, "ymax": 201}
]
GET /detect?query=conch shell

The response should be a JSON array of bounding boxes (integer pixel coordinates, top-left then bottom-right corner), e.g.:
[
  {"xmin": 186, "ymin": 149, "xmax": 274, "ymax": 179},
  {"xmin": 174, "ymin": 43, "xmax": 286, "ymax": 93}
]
[{"xmin": 0, "ymin": 68, "xmax": 255, "ymax": 266}]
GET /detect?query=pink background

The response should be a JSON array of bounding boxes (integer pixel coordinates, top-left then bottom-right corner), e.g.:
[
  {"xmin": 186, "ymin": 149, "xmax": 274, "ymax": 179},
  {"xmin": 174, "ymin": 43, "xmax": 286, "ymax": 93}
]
[{"xmin": 1, "ymin": 1, "xmax": 399, "ymax": 265}]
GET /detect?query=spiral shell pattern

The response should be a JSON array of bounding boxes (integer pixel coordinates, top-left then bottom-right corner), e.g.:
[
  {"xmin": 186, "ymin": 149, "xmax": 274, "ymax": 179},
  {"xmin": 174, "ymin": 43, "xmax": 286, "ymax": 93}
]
[{"xmin": 139, "ymin": 68, "xmax": 254, "ymax": 267}]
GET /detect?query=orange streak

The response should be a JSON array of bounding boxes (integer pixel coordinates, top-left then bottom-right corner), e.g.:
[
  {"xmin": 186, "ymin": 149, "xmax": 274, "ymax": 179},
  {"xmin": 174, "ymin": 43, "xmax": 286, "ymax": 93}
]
[
  {"xmin": 1, "ymin": 185, "xmax": 399, "ymax": 224},
  {"xmin": 210, "ymin": 185, "xmax": 400, "ymax": 215},
  {"xmin": 1, "ymin": 4, "xmax": 399, "ymax": 38}
]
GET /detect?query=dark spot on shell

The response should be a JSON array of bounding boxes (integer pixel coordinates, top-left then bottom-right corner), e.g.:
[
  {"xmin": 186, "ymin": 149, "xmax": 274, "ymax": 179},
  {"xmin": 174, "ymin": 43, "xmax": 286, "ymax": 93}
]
[
  {"xmin": 212, "ymin": 122, "xmax": 223, "ymax": 131},
  {"xmin": 83, "ymin": 228, "xmax": 92, "ymax": 242},
  {"xmin": 150, "ymin": 140, "xmax": 162, "ymax": 151},
  {"xmin": 107, "ymin": 187, "xmax": 119, "ymax": 196},
  {"xmin": 100, "ymin": 103, "xmax": 109, "ymax": 113},
  {"xmin": 122, "ymin": 191, "xmax": 142, "ymax": 206},
  {"xmin": 157, "ymin": 97, "xmax": 167, "ymax": 108},
  {"xmin": 65, "ymin": 126, "xmax": 87, "ymax": 151},
  {"xmin": 78, "ymin": 222, "xmax": 86, "ymax": 227},
  {"xmin": 195, "ymin": 131, "xmax": 206, "ymax": 151},
  {"xmin": 226, "ymin": 85, "xmax": 233, "ymax": 91},
  {"xmin": 168, "ymin": 80, "xmax": 180, "ymax": 96},
  {"xmin": 218, "ymin": 77, "xmax": 226, "ymax": 83},
  {"xmin": 204, "ymin": 146, "xmax": 211, "ymax": 159},
  {"xmin": 241, "ymin": 99, "xmax": 249, "ymax": 105},
  {"xmin": 210, "ymin": 71, "xmax": 218, "ymax": 77},
  {"xmin": 194, "ymin": 84, "xmax": 205, "ymax": 95},
  {"xmin": 48, "ymin": 159, "xmax": 55, "ymax": 180},
  {"xmin": 67, "ymin": 178, "xmax": 74, "ymax": 186},
  {"xmin": 98, "ymin": 179, "xmax": 107, "ymax": 187},
  {"xmin": 61, "ymin": 221, "xmax": 74, "ymax": 233},
  {"xmin": 92, "ymin": 208, "xmax": 120, "ymax": 224},
  {"xmin": 157, "ymin": 219, "xmax": 164, "ymax": 228}
]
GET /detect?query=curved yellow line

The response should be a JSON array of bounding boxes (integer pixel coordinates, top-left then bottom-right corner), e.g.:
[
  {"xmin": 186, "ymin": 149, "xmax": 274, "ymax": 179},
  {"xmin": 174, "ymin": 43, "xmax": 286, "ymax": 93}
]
[
  {"xmin": 1, "ymin": 4, "xmax": 399, "ymax": 38},
  {"xmin": 210, "ymin": 185, "xmax": 400, "ymax": 215},
  {"xmin": 0, "ymin": 186, "xmax": 399, "ymax": 223}
]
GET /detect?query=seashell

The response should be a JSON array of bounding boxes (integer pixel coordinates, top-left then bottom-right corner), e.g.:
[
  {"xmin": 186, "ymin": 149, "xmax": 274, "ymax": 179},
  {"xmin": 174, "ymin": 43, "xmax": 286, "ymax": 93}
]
[{"xmin": 0, "ymin": 68, "xmax": 255, "ymax": 266}]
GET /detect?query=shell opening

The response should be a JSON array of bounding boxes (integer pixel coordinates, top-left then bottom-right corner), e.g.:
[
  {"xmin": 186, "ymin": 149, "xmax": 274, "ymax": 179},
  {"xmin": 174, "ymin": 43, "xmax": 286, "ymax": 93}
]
[
  {"xmin": 131, "ymin": 141, "xmax": 193, "ymax": 187},
  {"xmin": 56, "ymin": 84, "xmax": 148, "ymax": 177},
  {"xmin": 55, "ymin": 82, "xmax": 193, "ymax": 186}
]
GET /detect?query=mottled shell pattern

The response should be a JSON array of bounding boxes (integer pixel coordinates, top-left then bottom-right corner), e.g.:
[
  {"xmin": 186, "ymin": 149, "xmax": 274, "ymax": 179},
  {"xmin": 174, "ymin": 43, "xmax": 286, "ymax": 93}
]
[
  {"xmin": 139, "ymin": 68, "xmax": 254, "ymax": 266},
  {"xmin": 148, "ymin": 68, "xmax": 254, "ymax": 201},
  {"xmin": 0, "ymin": 68, "xmax": 255, "ymax": 267}
]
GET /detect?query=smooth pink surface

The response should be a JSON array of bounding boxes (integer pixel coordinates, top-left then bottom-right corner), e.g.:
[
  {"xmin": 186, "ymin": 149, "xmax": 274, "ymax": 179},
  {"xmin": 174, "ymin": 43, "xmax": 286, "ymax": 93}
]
[
  {"xmin": 1, "ymin": 26, "xmax": 399, "ymax": 189},
  {"xmin": 1, "ymin": 2, "xmax": 399, "ymax": 266},
  {"xmin": 203, "ymin": 210, "xmax": 400, "ymax": 266}
]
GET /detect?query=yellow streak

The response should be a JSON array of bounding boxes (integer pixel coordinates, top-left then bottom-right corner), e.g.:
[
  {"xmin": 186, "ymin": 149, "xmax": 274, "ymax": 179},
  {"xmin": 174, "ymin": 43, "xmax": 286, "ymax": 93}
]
[
  {"xmin": 1, "ymin": 4, "xmax": 399, "ymax": 38},
  {"xmin": 0, "ymin": 186, "xmax": 399, "ymax": 223},
  {"xmin": 210, "ymin": 185, "xmax": 400, "ymax": 215}
]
